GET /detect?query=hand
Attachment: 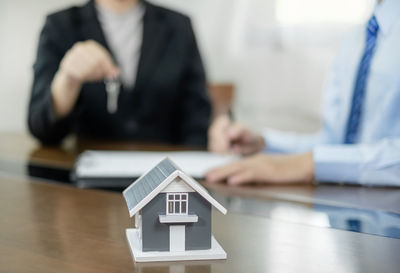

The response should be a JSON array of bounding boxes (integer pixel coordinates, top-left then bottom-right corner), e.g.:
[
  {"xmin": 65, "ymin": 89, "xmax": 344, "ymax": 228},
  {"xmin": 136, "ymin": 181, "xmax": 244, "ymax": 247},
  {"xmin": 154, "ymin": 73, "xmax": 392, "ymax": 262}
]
[
  {"xmin": 206, "ymin": 152, "xmax": 314, "ymax": 185},
  {"xmin": 227, "ymin": 123, "xmax": 265, "ymax": 155},
  {"xmin": 51, "ymin": 40, "xmax": 120, "ymax": 118},
  {"xmin": 208, "ymin": 117, "xmax": 265, "ymax": 155},
  {"xmin": 208, "ymin": 114, "xmax": 231, "ymax": 153},
  {"xmin": 58, "ymin": 40, "xmax": 119, "ymax": 84}
]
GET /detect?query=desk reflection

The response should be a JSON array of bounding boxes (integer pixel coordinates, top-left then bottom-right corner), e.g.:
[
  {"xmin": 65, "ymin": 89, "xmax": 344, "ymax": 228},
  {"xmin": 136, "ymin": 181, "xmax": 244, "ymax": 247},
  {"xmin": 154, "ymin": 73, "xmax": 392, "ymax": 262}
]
[
  {"xmin": 211, "ymin": 187, "xmax": 400, "ymax": 239},
  {"xmin": 135, "ymin": 262, "xmax": 212, "ymax": 273}
]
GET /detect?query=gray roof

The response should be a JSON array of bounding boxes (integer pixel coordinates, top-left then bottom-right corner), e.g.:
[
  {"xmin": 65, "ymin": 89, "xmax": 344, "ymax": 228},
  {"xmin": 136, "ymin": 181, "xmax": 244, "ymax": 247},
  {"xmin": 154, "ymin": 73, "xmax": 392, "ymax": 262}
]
[{"xmin": 123, "ymin": 158, "xmax": 181, "ymax": 212}]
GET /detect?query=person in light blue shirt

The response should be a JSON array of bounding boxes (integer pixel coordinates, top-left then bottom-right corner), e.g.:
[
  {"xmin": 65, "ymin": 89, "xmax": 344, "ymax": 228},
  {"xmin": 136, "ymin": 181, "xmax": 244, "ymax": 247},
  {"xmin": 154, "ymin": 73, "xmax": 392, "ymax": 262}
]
[{"xmin": 206, "ymin": 0, "xmax": 400, "ymax": 186}]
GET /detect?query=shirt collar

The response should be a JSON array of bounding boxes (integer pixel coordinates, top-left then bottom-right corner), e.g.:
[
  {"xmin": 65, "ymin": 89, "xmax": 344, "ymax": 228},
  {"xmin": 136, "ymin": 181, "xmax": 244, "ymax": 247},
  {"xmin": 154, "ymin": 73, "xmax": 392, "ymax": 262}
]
[{"xmin": 374, "ymin": 0, "xmax": 400, "ymax": 35}]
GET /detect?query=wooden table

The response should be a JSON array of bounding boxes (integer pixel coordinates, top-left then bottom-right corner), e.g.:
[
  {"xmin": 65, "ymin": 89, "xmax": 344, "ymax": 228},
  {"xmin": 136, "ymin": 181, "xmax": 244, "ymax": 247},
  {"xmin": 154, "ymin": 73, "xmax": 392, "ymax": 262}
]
[
  {"xmin": 1, "ymin": 176, "xmax": 399, "ymax": 273},
  {"xmin": 1, "ymin": 133, "xmax": 400, "ymax": 272}
]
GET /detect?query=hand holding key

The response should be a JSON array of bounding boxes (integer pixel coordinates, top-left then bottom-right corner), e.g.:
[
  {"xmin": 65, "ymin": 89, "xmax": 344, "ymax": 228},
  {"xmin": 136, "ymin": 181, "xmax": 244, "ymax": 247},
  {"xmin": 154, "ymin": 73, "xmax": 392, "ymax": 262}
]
[{"xmin": 51, "ymin": 40, "xmax": 120, "ymax": 118}]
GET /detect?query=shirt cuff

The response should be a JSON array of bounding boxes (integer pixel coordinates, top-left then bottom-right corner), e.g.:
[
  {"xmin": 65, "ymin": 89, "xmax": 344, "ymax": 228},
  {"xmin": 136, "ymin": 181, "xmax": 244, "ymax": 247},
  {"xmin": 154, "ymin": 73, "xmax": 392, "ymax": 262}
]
[
  {"xmin": 263, "ymin": 128, "xmax": 294, "ymax": 154},
  {"xmin": 313, "ymin": 145, "xmax": 362, "ymax": 184},
  {"xmin": 263, "ymin": 128, "xmax": 318, "ymax": 154}
]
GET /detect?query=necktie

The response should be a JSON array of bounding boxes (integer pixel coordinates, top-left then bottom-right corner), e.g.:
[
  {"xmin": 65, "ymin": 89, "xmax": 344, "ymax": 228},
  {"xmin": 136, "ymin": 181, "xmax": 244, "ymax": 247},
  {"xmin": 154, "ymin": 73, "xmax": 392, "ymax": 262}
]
[{"xmin": 344, "ymin": 15, "xmax": 379, "ymax": 144}]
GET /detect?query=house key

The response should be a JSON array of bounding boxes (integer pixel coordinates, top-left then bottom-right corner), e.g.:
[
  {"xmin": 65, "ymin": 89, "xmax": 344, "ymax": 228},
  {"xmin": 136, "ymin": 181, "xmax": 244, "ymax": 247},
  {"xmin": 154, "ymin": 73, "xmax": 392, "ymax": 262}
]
[{"xmin": 104, "ymin": 77, "xmax": 121, "ymax": 114}]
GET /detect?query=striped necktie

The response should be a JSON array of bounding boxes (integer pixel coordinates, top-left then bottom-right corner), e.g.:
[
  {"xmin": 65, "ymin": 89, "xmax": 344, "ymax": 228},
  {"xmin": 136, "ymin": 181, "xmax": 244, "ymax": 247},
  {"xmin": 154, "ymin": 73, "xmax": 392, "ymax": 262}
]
[{"xmin": 344, "ymin": 15, "xmax": 379, "ymax": 144}]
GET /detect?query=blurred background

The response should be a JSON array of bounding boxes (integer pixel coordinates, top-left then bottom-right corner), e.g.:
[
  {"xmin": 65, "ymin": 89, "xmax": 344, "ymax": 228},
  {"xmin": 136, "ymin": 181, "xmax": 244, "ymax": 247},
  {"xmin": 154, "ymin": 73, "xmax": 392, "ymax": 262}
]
[{"xmin": 0, "ymin": 0, "xmax": 374, "ymax": 134}]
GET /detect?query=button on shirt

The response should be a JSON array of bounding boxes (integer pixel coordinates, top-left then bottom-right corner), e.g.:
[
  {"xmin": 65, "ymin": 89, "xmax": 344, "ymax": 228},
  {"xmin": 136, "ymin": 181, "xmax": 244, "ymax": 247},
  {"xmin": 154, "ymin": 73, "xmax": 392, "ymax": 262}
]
[{"xmin": 263, "ymin": 0, "xmax": 400, "ymax": 186}]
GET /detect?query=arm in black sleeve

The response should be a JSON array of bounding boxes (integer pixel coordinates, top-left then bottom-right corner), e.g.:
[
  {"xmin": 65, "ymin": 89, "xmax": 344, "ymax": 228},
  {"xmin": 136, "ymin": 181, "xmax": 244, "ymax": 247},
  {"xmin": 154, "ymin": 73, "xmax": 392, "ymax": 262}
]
[
  {"xmin": 177, "ymin": 18, "xmax": 211, "ymax": 147},
  {"xmin": 27, "ymin": 16, "xmax": 75, "ymax": 145}
]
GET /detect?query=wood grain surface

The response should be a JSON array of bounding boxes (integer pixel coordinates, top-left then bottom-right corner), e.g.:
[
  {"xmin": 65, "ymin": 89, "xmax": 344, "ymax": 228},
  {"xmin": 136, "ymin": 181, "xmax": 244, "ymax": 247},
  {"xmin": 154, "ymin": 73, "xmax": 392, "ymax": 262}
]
[{"xmin": 1, "ymin": 176, "xmax": 399, "ymax": 273}]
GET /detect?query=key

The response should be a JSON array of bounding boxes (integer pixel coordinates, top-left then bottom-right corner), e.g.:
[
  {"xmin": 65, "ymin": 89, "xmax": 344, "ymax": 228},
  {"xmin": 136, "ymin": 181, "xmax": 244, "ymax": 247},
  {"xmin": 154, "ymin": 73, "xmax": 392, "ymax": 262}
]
[{"xmin": 104, "ymin": 77, "xmax": 121, "ymax": 114}]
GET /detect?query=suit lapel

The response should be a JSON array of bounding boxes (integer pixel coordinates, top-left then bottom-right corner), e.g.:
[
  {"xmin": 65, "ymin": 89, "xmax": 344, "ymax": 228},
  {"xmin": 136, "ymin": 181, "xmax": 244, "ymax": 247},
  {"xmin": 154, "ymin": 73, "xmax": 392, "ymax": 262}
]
[
  {"xmin": 77, "ymin": 0, "xmax": 170, "ymax": 91},
  {"xmin": 134, "ymin": 1, "xmax": 171, "ymax": 92},
  {"xmin": 78, "ymin": 0, "xmax": 113, "ymax": 58}
]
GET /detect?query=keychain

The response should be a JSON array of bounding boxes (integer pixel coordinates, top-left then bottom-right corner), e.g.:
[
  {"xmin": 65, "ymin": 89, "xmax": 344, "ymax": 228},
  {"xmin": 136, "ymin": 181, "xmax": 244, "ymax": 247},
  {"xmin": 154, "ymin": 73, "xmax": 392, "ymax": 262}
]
[{"xmin": 104, "ymin": 77, "xmax": 121, "ymax": 114}]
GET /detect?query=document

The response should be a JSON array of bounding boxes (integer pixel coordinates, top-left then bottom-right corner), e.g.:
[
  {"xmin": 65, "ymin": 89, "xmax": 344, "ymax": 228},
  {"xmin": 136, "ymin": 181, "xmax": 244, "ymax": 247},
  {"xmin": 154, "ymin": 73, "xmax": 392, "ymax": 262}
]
[{"xmin": 74, "ymin": 151, "xmax": 237, "ymax": 182}]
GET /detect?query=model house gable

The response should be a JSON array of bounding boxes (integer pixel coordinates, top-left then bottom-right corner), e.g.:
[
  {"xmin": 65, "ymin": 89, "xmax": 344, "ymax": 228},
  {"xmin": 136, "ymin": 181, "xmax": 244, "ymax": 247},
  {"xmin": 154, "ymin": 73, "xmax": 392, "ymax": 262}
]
[
  {"xmin": 123, "ymin": 158, "xmax": 227, "ymax": 218},
  {"xmin": 161, "ymin": 176, "xmax": 195, "ymax": 193}
]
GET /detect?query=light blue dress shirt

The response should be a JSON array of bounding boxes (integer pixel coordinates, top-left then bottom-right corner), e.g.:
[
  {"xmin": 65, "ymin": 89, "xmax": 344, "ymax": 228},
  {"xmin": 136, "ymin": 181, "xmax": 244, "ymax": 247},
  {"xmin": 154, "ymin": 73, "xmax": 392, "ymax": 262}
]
[{"xmin": 263, "ymin": 0, "xmax": 400, "ymax": 186}]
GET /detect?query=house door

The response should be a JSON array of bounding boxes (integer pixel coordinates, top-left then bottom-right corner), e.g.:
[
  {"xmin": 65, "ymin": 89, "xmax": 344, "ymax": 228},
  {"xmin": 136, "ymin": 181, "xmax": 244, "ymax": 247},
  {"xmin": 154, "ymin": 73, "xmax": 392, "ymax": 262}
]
[{"xmin": 169, "ymin": 225, "xmax": 185, "ymax": 252}]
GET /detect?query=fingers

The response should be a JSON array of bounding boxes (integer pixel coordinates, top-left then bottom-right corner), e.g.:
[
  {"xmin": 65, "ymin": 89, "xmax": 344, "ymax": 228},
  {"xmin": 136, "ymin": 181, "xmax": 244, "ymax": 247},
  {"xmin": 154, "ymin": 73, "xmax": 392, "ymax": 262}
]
[
  {"xmin": 208, "ymin": 115, "xmax": 231, "ymax": 153},
  {"xmin": 209, "ymin": 120, "xmax": 263, "ymax": 155},
  {"xmin": 228, "ymin": 124, "xmax": 265, "ymax": 155},
  {"xmin": 206, "ymin": 153, "xmax": 314, "ymax": 186},
  {"xmin": 60, "ymin": 40, "xmax": 120, "ymax": 84},
  {"xmin": 226, "ymin": 123, "xmax": 250, "ymax": 155},
  {"xmin": 206, "ymin": 162, "xmax": 242, "ymax": 183},
  {"xmin": 88, "ymin": 40, "xmax": 120, "ymax": 78},
  {"xmin": 206, "ymin": 161, "xmax": 254, "ymax": 185},
  {"xmin": 60, "ymin": 48, "xmax": 84, "ymax": 81},
  {"xmin": 206, "ymin": 154, "xmax": 269, "ymax": 185},
  {"xmin": 227, "ymin": 170, "xmax": 253, "ymax": 185},
  {"xmin": 208, "ymin": 135, "xmax": 230, "ymax": 154},
  {"xmin": 231, "ymin": 143, "xmax": 245, "ymax": 155},
  {"xmin": 239, "ymin": 138, "xmax": 264, "ymax": 155},
  {"xmin": 227, "ymin": 123, "xmax": 246, "ymax": 142}
]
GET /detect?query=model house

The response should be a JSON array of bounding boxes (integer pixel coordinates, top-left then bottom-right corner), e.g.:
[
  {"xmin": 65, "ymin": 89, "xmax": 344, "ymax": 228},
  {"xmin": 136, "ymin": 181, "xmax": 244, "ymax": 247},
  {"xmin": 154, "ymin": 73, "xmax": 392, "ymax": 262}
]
[{"xmin": 123, "ymin": 157, "xmax": 227, "ymax": 262}]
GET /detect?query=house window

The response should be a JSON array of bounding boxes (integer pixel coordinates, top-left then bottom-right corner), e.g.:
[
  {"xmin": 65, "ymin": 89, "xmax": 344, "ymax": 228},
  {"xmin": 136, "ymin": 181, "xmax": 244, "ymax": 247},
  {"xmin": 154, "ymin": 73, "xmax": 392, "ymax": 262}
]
[{"xmin": 166, "ymin": 193, "xmax": 188, "ymax": 215}]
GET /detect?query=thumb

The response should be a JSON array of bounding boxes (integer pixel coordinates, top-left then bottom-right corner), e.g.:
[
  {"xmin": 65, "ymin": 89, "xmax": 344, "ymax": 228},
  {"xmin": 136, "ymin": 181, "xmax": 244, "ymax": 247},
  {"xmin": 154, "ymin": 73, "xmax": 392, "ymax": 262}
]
[
  {"xmin": 228, "ymin": 123, "xmax": 245, "ymax": 142},
  {"xmin": 110, "ymin": 66, "xmax": 121, "ymax": 79}
]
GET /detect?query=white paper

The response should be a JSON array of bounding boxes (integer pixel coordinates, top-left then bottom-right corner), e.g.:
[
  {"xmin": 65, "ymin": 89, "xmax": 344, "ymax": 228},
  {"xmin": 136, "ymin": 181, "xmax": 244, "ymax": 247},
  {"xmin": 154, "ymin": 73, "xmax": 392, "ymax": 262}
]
[{"xmin": 75, "ymin": 151, "xmax": 238, "ymax": 179}]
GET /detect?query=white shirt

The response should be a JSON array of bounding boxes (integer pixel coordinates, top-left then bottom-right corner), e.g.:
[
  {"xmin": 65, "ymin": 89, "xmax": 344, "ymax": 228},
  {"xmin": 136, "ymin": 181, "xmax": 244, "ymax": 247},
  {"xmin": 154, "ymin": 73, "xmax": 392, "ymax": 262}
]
[
  {"xmin": 96, "ymin": 2, "xmax": 145, "ymax": 88},
  {"xmin": 263, "ymin": 0, "xmax": 400, "ymax": 186}
]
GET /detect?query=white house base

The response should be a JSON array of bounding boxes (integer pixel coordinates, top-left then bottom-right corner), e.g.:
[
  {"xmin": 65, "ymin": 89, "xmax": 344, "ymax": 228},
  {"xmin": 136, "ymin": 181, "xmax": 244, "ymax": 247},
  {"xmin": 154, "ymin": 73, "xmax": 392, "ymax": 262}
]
[{"xmin": 126, "ymin": 228, "xmax": 227, "ymax": 262}]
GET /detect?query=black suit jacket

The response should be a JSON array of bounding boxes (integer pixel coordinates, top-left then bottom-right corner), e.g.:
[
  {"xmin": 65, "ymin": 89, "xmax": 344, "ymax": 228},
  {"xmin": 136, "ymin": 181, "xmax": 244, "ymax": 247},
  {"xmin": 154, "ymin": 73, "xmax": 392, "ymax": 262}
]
[{"xmin": 28, "ymin": 0, "xmax": 211, "ymax": 146}]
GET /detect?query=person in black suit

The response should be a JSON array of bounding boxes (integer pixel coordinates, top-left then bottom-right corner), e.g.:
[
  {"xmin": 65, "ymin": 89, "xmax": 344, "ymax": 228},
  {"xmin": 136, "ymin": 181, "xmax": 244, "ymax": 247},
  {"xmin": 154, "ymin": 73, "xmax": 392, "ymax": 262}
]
[{"xmin": 28, "ymin": 0, "xmax": 211, "ymax": 147}]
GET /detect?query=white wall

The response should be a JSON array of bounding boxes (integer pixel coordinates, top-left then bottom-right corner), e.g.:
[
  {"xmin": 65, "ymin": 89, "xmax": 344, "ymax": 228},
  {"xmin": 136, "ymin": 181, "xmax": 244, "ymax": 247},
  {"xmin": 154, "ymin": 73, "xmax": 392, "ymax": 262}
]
[
  {"xmin": 0, "ymin": 0, "xmax": 374, "ymax": 133},
  {"xmin": 0, "ymin": 0, "xmax": 86, "ymax": 132}
]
